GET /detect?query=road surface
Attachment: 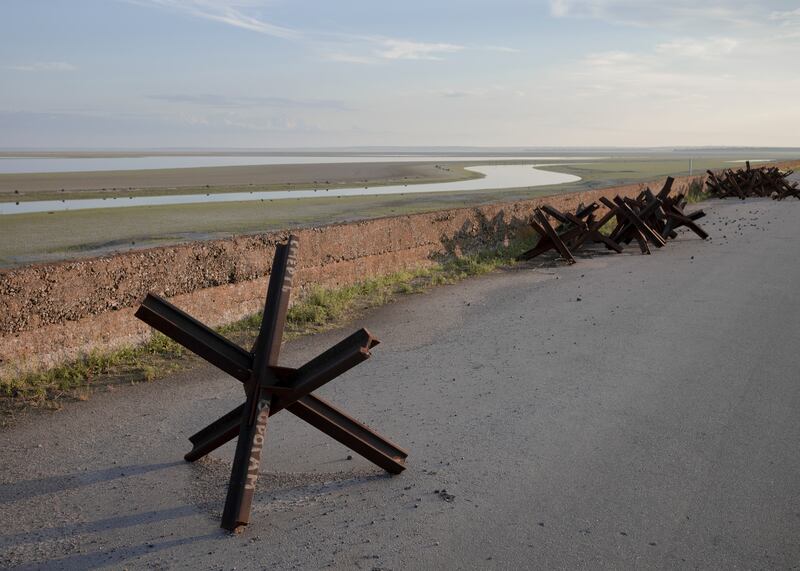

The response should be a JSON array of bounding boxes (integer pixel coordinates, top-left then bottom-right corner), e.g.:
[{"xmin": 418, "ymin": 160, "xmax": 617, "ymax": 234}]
[{"xmin": 1, "ymin": 197, "xmax": 799, "ymax": 570}]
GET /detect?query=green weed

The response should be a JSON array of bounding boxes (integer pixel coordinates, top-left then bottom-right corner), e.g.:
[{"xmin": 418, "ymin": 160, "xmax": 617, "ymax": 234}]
[{"xmin": 685, "ymin": 177, "xmax": 709, "ymax": 203}]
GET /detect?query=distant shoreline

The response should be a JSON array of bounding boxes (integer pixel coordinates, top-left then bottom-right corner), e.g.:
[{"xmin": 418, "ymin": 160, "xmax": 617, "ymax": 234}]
[{"xmin": 2, "ymin": 145, "xmax": 799, "ymax": 159}]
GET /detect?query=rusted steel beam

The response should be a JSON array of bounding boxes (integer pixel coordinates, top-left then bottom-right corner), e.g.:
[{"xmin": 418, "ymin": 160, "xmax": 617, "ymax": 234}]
[
  {"xmin": 599, "ymin": 197, "xmax": 651, "ymax": 254},
  {"xmin": 186, "ymin": 393, "xmax": 408, "ymax": 472},
  {"xmin": 524, "ymin": 201, "xmax": 624, "ymax": 257},
  {"xmin": 656, "ymin": 176, "xmax": 675, "ymax": 201},
  {"xmin": 539, "ymin": 204, "xmax": 570, "ymax": 224},
  {"xmin": 139, "ymin": 294, "xmax": 406, "ymax": 469},
  {"xmin": 575, "ymin": 202, "xmax": 600, "ymax": 219},
  {"xmin": 135, "ymin": 234, "xmax": 408, "ymax": 532},
  {"xmin": 271, "ymin": 329, "xmax": 378, "ymax": 413},
  {"xmin": 221, "ymin": 236, "xmax": 298, "ymax": 531},
  {"xmin": 571, "ymin": 207, "xmax": 623, "ymax": 253},
  {"xmin": 603, "ymin": 199, "xmax": 629, "ymax": 244},
  {"xmin": 541, "ymin": 204, "xmax": 591, "ymax": 232},
  {"xmin": 705, "ymin": 165, "xmax": 796, "ymax": 200},
  {"xmin": 660, "ymin": 193, "xmax": 708, "ymax": 240},
  {"xmin": 185, "ymin": 403, "xmax": 244, "ymax": 461},
  {"xmin": 182, "ymin": 366, "xmax": 411, "ymax": 477},
  {"xmin": 135, "ymin": 294, "xmax": 251, "ymax": 383},
  {"xmin": 518, "ymin": 219, "xmax": 581, "ymax": 261},
  {"xmin": 664, "ymin": 211, "xmax": 709, "ymax": 240},
  {"xmin": 533, "ymin": 208, "xmax": 576, "ymax": 263},
  {"xmin": 609, "ymin": 194, "xmax": 664, "ymax": 246},
  {"xmin": 288, "ymin": 395, "xmax": 407, "ymax": 474},
  {"xmin": 612, "ymin": 197, "xmax": 666, "ymax": 248}
]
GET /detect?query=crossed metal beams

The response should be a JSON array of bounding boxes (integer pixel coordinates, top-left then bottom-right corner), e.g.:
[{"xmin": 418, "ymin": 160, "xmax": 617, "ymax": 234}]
[
  {"xmin": 517, "ymin": 203, "xmax": 622, "ymax": 263},
  {"xmin": 519, "ymin": 177, "xmax": 709, "ymax": 264},
  {"xmin": 660, "ymin": 193, "xmax": 709, "ymax": 240},
  {"xmin": 706, "ymin": 162, "xmax": 800, "ymax": 200},
  {"xmin": 526, "ymin": 207, "xmax": 579, "ymax": 264},
  {"xmin": 600, "ymin": 196, "xmax": 666, "ymax": 254},
  {"xmin": 135, "ymin": 235, "xmax": 407, "ymax": 532}
]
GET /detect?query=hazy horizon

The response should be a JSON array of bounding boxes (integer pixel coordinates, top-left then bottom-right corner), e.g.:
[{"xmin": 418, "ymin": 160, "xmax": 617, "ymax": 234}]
[
  {"xmin": 2, "ymin": 145, "xmax": 800, "ymax": 153},
  {"xmin": 2, "ymin": 1, "xmax": 799, "ymax": 148}
]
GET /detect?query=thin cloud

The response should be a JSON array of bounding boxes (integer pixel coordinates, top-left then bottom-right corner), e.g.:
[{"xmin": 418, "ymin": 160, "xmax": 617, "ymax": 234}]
[
  {"xmin": 7, "ymin": 61, "xmax": 76, "ymax": 72},
  {"xmin": 441, "ymin": 90, "xmax": 474, "ymax": 98},
  {"xmin": 549, "ymin": 0, "xmax": 572, "ymax": 18},
  {"xmin": 322, "ymin": 52, "xmax": 379, "ymax": 65},
  {"xmin": 566, "ymin": 48, "xmax": 720, "ymax": 103},
  {"xmin": 655, "ymin": 37, "xmax": 738, "ymax": 58},
  {"xmin": 768, "ymin": 7, "xmax": 800, "ymax": 36},
  {"xmin": 128, "ymin": 0, "xmax": 299, "ymax": 39},
  {"xmin": 148, "ymin": 93, "xmax": 353, "ymax": 111},
  {"xmin": 320, "ymin": 41, "xmax": 511, "ymax": 65},
  {"xmin": 482, "ymin": 45, "xmax": 521, "ymax": 53},
  {"xmin": 553, "ymin": 0, "xmax": 800, "ymax": 107},
  {"xmin": 769, "ymin": 7, "xmax": 800, "ymax": 21},
  {"xmin": 437, "ymin": 85, "xmax": 526, "ymax": 98},
  {"xmin": 129, "ymin": 1, "xmax": 515, "ymax": 65},
  {"xmin": 548, "ymin": 0, "xmax": 760, "ymax": 28},
  {"xmin": 377, "ymin": 39, "xmax": 465, "ymax": 60}
]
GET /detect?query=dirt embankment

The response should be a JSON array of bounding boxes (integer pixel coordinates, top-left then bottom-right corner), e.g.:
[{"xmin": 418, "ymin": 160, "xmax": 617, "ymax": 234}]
[{"xmin": 0, "ymin": 174, "xmax": 705, "ymax": 377}]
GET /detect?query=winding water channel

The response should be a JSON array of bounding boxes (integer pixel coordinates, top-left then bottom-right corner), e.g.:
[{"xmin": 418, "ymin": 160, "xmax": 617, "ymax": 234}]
[{"xmin": 0, "ymin": 164, "xmax": 581, "ymax": 215}]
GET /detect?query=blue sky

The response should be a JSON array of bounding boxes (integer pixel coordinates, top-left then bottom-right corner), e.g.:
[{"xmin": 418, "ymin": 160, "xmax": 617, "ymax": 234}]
[{"xmin": 1, "ymin": 0, "xmax": 799, "ymax": 148}]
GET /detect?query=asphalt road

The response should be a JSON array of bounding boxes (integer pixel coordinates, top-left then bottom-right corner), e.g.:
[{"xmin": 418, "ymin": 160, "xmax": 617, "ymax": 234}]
[{"xmin": 1, "ymin": 197, "xmax": 799, "ymax": 570}]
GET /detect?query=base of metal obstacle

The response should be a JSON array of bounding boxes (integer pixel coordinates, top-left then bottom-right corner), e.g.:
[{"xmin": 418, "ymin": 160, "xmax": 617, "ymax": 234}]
[{"xmin": 135, "ymin": 235, "xmax": 407, "ymax": 532}]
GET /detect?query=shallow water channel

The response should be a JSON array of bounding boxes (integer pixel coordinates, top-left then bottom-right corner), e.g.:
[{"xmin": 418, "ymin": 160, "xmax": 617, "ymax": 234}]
[{"xmin": 0, "ymin": 164, "xmax": 580, "ymax": 215}]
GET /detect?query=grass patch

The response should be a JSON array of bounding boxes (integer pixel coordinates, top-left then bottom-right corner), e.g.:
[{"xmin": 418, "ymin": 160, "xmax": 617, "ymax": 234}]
[
  {"xmin": 685, "ymin": 177, "xmax": 710, "ymax": 204},
  {"xmin": 0, "ymin": 236, "xmax": 534, "ymax": 422},
  {"xmin": 224, "ymin": 238, "xmax": 530, "ymax": 342},
  {"xmin": 597, "ymin": 218, "xmax": 617, "ymax": 237},
  {"xmin": 0, "ymin": 333, "xmax": 187, "ymax": 422}
]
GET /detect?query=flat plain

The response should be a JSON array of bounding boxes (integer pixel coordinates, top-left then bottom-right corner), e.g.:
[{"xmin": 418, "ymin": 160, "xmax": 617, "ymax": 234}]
[{"xmin": 3, "ymin": 153, "xmax": 795, "ymax": 267}]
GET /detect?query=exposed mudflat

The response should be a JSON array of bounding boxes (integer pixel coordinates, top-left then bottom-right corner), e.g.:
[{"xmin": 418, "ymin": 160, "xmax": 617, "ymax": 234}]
[
  {"xmin": 0, "ymin": 161, "xmax": 467, "ymax": 195},
  {"xmin": 1, "ymin": 198, "xmax": 799, "ymax": 569}
]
